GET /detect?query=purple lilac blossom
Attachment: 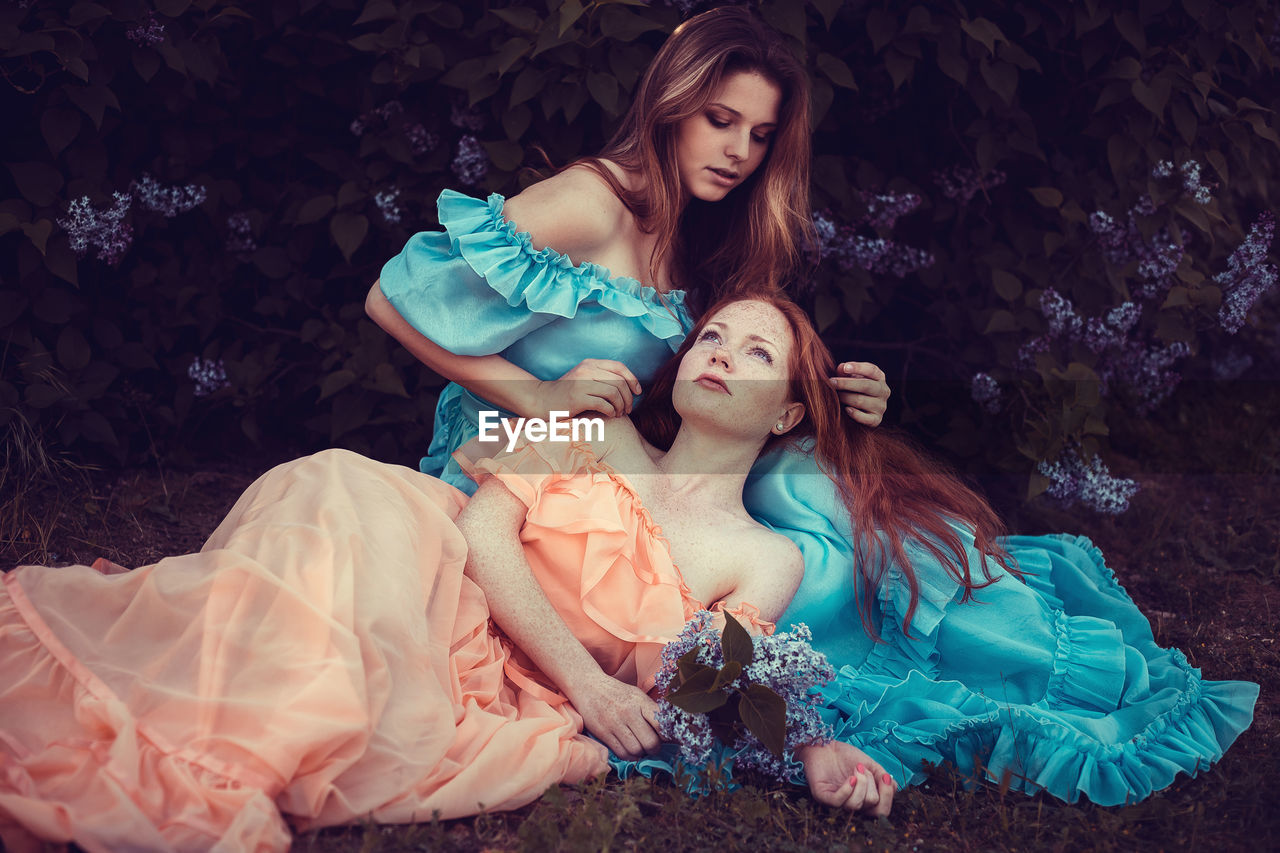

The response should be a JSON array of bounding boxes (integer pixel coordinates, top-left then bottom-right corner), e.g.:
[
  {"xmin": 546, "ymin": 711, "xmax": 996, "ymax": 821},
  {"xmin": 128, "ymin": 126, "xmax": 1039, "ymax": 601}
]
[
  {"xmin": 1215, "ymin": 211, "xmax": 1277, "ymax": 334},
  {"xmin": 1087, "ymin": 198, "xmax": 1183, "ymax": 301},
  {"xmin": 1037, "ymin": 446, "xmax": 1140, "ymax": 515},
  {"xmin": 1211, "ymin": 349, "xmax": 1254, "ymax": 381},
  {"xmin": 451, "ymin": 135, "xmax": 488, "ymax": 186},
  {"xmin": 405, "ymin": 124, "xmax": 439, "ymax": 156},
  {"xmin": 1080, "ymin": 302, "xmax": 1139, "ymax": 352},
  {"xmin": 933, "ymin": 165, "xmax": 1007, "ymax": 204},
  {"xmin": 857, "ymin": 190, "xmax": 921, "ymax": 229},
  {"xmin": 57, "ymin": 193, "xmax": 133, "ymax": 265},
  {"xmin": 449, "ymin": 103, "xmax": 485, "ymax": 131},
  {"xmin": 225, "ymin": 212, "xmax": 256, "ymax": 255},
  {"xmin": 374, "ymin": 188, "xmax": 404, "ymax": 225},
  {"xmin": 130, "ymin": 174, "xmax": 206, "ymax": 218},
  {"xmin": 1098, "ymin": 340, "xmax": 1191, "ymax": 413},
  {"xmin": 810, "ymin": 211, "xmax": 934, "ymax": 278},
  {"xmin": 188, "ymin": 357, "xmax": 229, "ymax": 397},
  {"xmin": 126, "ymin": 12, "xmax": 166, "ymax": 47},
  {"xmin": 970, "ymin": 372, "xmax": 1002, "ymax": 414},
  {"xmin": 655, "ymin": 612, "xmax": 835, "ymax": 783},
  {"xmin": 1038, "ymin": 288, "xmax": 1083, "ymax": 338},
  {"xmin": 1153, "ymin": 160, "xmax": 1213, "ymax": 205}
]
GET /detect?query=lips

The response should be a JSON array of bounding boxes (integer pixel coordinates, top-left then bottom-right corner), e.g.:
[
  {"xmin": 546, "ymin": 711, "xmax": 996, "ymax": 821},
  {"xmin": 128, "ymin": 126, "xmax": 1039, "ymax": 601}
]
[
  {"xmin": 695, "ymin": 372, "xmax": 731, "ymax": 394},
  {"xmin": 707, "ymin": 167, "xmax": 739, "ymax": 185}
]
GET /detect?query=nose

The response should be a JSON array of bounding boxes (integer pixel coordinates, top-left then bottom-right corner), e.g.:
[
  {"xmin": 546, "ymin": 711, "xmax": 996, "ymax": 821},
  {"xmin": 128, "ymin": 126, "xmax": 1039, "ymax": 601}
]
[
  {"xmin": 725, "ymin": 130, "xmax": 748, "ymax": 162},
  {"xmin": 710, "ymin": 344, "xmax": 732, "ymax": 369}
]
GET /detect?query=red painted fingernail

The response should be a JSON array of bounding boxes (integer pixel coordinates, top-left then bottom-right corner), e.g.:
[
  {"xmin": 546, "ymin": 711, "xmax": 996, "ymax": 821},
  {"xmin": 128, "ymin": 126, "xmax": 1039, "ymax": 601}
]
[
  {"xmin": 856, "ymin": 763, "xmax": 866, "ymax": 774},
  {"xmin": 883, "ymin": 773, "xmax": 892, "ymax": 785},
  {"xmin": 848, "ymin": 775, "xmax": 858, "ymax": 787}
]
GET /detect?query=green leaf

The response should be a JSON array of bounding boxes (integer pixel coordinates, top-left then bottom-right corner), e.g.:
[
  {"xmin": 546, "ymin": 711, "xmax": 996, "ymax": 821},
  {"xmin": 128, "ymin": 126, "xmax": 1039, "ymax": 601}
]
[
  {"xmin": 980, "ymin": 58, "xmax": 1017, "ymax": 106},
  {"xmin": 1131, "ymin": 77, "xmax": 1170, "ymax": 120},
  {"xmin": 816, "ymin": 53, "xmax": 856, "ymax": 90},
  {"xmin": 720, "ymin": 612, "xmax": 754, "ymax": 667},
  {"xmin": 318, "ymin": 369, "xmax": 357, "ymax": 401},
  {"xmin": 866, "ymin": 8, "xmax": 896, "ymax": 53},
  {"xmin": 1112, "ymin": 10, "xmax": 1146, "ymax": 53},
  {"xmin": 884, "ymin": 48, "xmax": 914, "ymax": 90},
  {"xmin": 40, "ymin": 107, "xmax": 81, "ymax": 158},
  {"xmin": 1172, "ymin": 97, "xmax": 1197, "ymax": 146},
  {"xmin": 353, "ymin": 0, "xmax": 397, "ymax": 25},
  {"xmin": 502, "ymin": 103, "xmax": 532, "ymax": 141},
  {"xmin": 666, "ymin": 665, "xmax": 729, "ymax": 714},
  {"xmin": 738, "ymin": 683, "xmax": 787, "ymax": 757},
  {"xmin": 22, "ymin": 219, "xmax": 53, "ymax": 254},
  {"xmin": 510, "ymin": 66, "xmax": 546, "ymax": 107},
  {"xmin": 365, "ymin": 363, "xmax": 409, "ymax": 398},
  {"xmin": 598, "ymin": 6, "xmax": 664, "ymax": 42},
  {"xmin": 481, "ymin": 140, "xmax": 523, "ymax": 171},
  {"xmin": 558, "ymin": 0, "xmax": 585, "ymax": 36},
  {"xmin": 330, "ymin": 212, "xmax": 368, "ymax": 262},
  {"xmin": 936, "ymin": 33, "xmax": 968, "ymax": 84},
  {"xmin": 67, "ymin": 3, "xmax": 111, "ymax": 26},
  {"xmin": 492, "ymin": 7, "xmax": 540, "ymax": 31},
  {"xmin": 56, "ymin": 325, "xmax": 91, "ymax": 371},
  {"xmin": 7, "ymin": 161, "xmax": 64, "ymax": 207},
  {"xmin": 1246, "ymin": 115, "xmax": 1280, "ymax": 148},
  {"xmin": 983, "ymin": 309, "xmax": 1018, "ymax": 333},
  {"xmin": 676, "ymin": 647, "xmax": 705, "ymax": 683},
  {"xmin": 960, "ymin": 17, "xmax": 1005, "ymax": 56},
  {"xmin": 808, "ymin": 0, "xmax": 843, "ymax": 30},
  {"xmin": 493, "ymin": 37, "xmax": 531, "ymax": 76},
  {"xmin": 1028, "ymin": 187, "xmax": 1062, "ymax": 208},
  {"xmin": 297, "ymin": 194, "xmax": 335, "ymax": 225},
  {"xmin": 586, "ymin": 70, "xmax": 619, "ymax": 113},
  {"xmin": 711, "ymin": 660, "xmax": 743, "ymax": 691},
  {"xmin": 992, "ymin": 269, "xmax": 1022, "ymax": 301}
]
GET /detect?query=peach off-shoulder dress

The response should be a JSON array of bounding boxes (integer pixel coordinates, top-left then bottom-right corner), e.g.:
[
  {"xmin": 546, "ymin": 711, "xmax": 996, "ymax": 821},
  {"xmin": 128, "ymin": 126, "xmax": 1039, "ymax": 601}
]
[{"xmin": 0, "ymin": 441, "xmax": 743, "ymax": 852}]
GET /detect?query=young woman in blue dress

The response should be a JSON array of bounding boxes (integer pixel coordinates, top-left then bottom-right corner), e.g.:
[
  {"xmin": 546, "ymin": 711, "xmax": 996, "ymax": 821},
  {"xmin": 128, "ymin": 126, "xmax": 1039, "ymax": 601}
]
[{"xmin": 368, "ymin": 6, "xmax": 1257, "ymax": 807}]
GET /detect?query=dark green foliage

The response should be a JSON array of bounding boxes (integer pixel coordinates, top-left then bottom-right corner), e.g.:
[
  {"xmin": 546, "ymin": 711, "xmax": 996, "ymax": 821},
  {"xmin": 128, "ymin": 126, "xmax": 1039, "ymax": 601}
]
[{"xmin": 2, "ymin": 0, "xmax": 1277, "ymax": 502}]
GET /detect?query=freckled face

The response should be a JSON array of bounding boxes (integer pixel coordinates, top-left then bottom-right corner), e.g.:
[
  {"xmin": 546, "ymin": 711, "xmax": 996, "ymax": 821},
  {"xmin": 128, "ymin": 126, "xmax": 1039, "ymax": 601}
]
[
  {"xmin": 674, "ymin": 71, "xmax": 783, "ymax": 203},
  {"xmin": 673, "ymin": 300, "xmax": 799, "ymax": 440}
]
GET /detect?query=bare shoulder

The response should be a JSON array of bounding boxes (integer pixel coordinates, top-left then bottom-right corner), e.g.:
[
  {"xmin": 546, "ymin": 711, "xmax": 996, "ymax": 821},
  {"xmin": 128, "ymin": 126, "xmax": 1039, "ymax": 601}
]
[
  {"xmin": 502, "ymin": 163, "xmax": 630, "ymax": 258},
  {"xmin": 738, "ymin": 526, "xmax": 804, "ymax": 585}
]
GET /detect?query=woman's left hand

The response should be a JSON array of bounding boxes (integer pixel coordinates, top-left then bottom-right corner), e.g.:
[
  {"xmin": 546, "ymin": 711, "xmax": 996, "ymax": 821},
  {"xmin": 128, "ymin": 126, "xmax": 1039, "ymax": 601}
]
[
  {"xmin": 798, "ymin": 740, "xmax": 895, "ymax": 817},
  {"xmin": 830, "ymin": 361, "xmax": 889, "ymax": 427}
]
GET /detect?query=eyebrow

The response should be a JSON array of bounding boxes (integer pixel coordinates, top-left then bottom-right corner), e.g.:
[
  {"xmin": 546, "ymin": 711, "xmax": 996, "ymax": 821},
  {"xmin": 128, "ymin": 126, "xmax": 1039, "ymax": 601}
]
[
  {"xmin": 704, "ymin": 321, "xmax": 779, "ymax": 348},
  {"xmin": 706, "ymin": 102, "xmax": 777, "ymax": 129}
]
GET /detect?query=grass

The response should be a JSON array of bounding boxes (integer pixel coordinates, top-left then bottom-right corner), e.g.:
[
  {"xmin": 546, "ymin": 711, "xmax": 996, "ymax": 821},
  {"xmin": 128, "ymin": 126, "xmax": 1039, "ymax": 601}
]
[{"xmin": 1, "ymin": 380, "xmax": 1276, "ymax": 852}]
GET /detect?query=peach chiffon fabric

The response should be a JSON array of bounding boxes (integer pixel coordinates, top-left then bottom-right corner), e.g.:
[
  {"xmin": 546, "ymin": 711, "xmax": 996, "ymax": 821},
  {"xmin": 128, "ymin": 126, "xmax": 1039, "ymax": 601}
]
[{"xmin": 0, "ymin": 443, "xmax": 720, "ymax": 852}]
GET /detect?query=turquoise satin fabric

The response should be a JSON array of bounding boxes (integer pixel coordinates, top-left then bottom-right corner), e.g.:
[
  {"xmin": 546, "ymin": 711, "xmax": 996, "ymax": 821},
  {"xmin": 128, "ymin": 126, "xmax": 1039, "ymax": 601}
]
[
  {"xmin": 378, "ymin": 190, "xmax": 693, "ymax": 492},
  {"xmin": 381, "ymin": 191, "xmax": 1258, "ymax": 805}
]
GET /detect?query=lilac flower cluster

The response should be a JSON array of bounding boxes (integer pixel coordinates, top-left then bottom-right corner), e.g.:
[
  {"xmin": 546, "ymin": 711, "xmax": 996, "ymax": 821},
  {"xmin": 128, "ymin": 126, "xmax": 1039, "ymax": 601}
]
[
  {"xmin": 1098, "ymin": 340, "xmax": 1191, "ymax": 412},
  {"xmin": 654, "ymin": 612, "xmax": 835, "ymax": 783},
  {"xmin": 1215, "ymin": 211, "xmax": 1277, "ymax": 334},
  {"xmin": 130, "ymin": 174, "xmax": 206, "ymax": 217},
  {"xmin": 226, "ymin": 212, "xmax": 256, "ymax": 255},
  {"xmin": 933, "ymin": 165, "xmax": 1007, "ymax": 204},
  {"xmin": 970, "ymin": 372, "xmax": 1002, "ymax": 414},
  {"xmin": 57, "ymin": 193, "xmax": 133, "ymax": 265},
  {"xmin": 1037, "ymin": 445, "xmax": 1140, "ymax": 515},
  {"xmin": 452, "ymin": 134, "xmax": 489, "ymax": 186},
  {"xmin": 1018, "ymin": 288, "xmax": 1184, "ymax": 411},
  {"xmin": 1088, "ymin": 199, "xmax": 1184, "ymax": 301},
  {"xmin": 1151, "ymin": 159, "xmax": 1213, "ymax": 205},
  {"xmin": 857, "ymin": 190, "xmax": 921, "ymax": 229},
  {"xmin": 374, "ymin": 188, "xmax": 404, "ymax": 225},
  {"xmin": 126, "ymin": 12, "xmax": 166, "ymax": 47},
  {"xmin": 350, "ymin": 100, "xmax": 437, "ymax": 156},
  {"xmin": 188, "ymin": 357, "xmax": 229, "ymax": 397},
  {"xmin": 449, "ymin": 103, "xmax": 486, "ymax": 131},
  {"xmin": 811, "ymin": 211, "xmax": 935, "ymax": 278},
  {"xmin": 1211, "ymin": 348, "xmax": 1254, "ymax": 381}
]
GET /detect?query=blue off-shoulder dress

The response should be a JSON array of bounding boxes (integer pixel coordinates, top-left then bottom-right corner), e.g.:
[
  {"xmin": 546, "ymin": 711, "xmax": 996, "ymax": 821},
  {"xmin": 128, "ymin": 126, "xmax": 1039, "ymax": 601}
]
[{"xmin": 380, "ymin": 190, "xmax": 1258, "ymax": 807}]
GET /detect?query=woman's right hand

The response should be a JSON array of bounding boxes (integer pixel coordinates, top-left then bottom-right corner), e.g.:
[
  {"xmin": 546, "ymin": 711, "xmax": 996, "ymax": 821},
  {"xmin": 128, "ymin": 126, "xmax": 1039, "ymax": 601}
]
[
  {"xmin": 533, "ymin": 358, "xmax": 642, "ymax": 419},
  {"xmin": 568, "ymin": 671, "xmax": 662, "ymax": 760}
]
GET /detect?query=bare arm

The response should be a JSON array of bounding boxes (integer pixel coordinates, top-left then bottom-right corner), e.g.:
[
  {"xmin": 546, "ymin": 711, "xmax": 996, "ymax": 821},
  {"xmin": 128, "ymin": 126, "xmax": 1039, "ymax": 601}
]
[{"xmin": 454, "ymin": 476, "xmax": 661, "ymax": 758}]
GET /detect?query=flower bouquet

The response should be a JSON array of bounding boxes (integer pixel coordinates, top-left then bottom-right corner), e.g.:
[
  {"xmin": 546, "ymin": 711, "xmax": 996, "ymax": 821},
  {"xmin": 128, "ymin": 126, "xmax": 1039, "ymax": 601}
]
[{"xmin": 654, "ymin": 610, "xmax": 836, "ymax": 782}]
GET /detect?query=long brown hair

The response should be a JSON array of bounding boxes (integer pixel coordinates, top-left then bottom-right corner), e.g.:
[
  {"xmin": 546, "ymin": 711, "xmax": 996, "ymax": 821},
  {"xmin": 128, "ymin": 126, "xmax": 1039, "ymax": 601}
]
[
  {"xmin": 632, "ymin": 295, "xmax": 1018, "ymax": 640},
  {"xmin": 573, "ymin": 6, "xmax": 815, "ymax": 311}
]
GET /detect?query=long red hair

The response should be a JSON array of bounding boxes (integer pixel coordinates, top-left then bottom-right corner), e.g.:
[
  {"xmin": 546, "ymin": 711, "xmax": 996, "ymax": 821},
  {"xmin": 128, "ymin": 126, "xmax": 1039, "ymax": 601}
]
[{"xmin": 632, "ymin": 294, "xmax": 1017, "ymax": 640}]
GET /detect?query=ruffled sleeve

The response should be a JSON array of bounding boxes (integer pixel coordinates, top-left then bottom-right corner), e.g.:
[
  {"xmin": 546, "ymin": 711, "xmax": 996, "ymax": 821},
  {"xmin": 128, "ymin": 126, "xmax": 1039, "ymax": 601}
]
[{"xmin": 378, "ymin": 190, "xmax": 690, "ymax": 356}]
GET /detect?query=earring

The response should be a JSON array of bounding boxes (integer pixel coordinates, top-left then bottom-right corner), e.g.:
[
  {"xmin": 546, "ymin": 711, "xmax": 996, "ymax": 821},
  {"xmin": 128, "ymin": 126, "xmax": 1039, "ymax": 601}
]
[{"xmin": 775, "ymin": 422, "xmax": 785, "ymax": 431}]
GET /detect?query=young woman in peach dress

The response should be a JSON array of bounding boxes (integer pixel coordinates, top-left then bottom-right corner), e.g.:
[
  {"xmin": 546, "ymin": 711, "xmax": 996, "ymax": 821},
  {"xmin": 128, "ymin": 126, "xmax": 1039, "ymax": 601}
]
[{"xmin": 1, "ymin": 296, "xmax": 912, "ymax": 852}]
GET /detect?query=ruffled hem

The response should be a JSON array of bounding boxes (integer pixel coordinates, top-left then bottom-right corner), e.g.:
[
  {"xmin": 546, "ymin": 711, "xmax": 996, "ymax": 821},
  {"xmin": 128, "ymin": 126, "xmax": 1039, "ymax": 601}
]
[
  {"xmin": 437, "ymin": 190, "xmax": 689, "ymax": 341},
  {"xmin": 0, "ymin": 576, "xmax": 290, "ymax": 853},
  {"xmin": 816, "ymin": 532, "xmax": 1259, "ymax": 805}
]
